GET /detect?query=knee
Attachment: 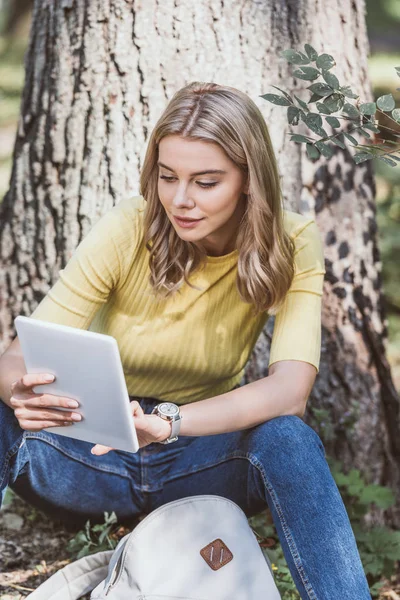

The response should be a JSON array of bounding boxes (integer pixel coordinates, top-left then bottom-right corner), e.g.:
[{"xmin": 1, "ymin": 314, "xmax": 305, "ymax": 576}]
[
  {"xmin": 0, "ymin": 396, "xmax": 23, "ymax": 436},
  {"xmin": 247, "ymin": 415, "xmax": 325, "ymax": 463}
]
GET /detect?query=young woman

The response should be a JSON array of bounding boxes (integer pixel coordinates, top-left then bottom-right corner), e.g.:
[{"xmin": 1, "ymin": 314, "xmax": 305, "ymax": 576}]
[{"xmin": 0, "ymin": 82, "xmax": 371, "ymax": 599}]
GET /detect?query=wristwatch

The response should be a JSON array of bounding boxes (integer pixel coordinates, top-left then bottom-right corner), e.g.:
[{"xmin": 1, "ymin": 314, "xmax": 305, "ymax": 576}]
[{"xmin": 151, "ymin": 402, "xmax": 183, "ymax": 444}]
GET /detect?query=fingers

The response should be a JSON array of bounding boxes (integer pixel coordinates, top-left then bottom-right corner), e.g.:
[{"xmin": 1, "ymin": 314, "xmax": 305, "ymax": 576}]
[
  {"xmin": 18, "ymin": 419, "xmax": 73, "ymax": 432},
  {"xmin": 91, "ymin": 444, "xmax": 114, "ymax": 456},
  {"xmin": 10, "ymin": 394, "xmax": 79, "ymax": 410},
  {"xmin": 14, "ymin": 406, "xmax": 82, "ymax": 422},
  {"xmin": 130, "ymin": 400, "xmax": 145, "ymax": 417},
  {"xmin": 12, "ymin": 373, "xmax": 55, "ymax": 392}
]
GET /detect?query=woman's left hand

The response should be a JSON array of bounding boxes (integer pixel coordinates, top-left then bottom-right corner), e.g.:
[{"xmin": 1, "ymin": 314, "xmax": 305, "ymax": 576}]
[{"xmin": 91, "ymin": 400, "xmax": 172, "ymax": 455}]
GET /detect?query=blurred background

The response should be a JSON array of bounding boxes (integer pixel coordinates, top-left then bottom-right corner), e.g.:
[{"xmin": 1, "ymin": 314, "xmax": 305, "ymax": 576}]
[
  {"xmin": 0, "ymin": 0, "xmax": 399, "ymax": 394},
  {"xmin": 0, "ymin": 1, "xmax": 399, "ymax": 598}
]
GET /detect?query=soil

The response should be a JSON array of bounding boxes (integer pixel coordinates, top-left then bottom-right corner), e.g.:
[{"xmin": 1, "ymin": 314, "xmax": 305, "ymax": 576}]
[
  {"xmin": 0, "ymin": 492, "xmax": 131, "ymax": 599},
  {"xmin": 0, "ymin": 492, "xmax": 399, "ymax": 599}
]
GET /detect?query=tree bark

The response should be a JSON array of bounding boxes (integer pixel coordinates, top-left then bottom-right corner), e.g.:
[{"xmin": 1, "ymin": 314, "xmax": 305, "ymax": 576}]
[{"xmin": 0, "ymin": 0, "xmax": 398, "ymax": 527}]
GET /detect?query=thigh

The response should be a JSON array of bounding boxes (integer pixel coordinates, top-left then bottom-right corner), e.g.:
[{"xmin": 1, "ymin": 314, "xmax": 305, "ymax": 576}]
[
  {"xmin": 11, "ymin": 430, "xmax": 145, "ymax": 528},
  {"xmin": 149, "ymin": 427, "xmax": 267, "ymax": 518}
]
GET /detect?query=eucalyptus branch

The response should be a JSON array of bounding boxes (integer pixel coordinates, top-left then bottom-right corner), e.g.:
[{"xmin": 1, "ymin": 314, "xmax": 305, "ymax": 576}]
[{"xmin": 261, "ymin": 43, "xmax": 400, "ymax": 166}]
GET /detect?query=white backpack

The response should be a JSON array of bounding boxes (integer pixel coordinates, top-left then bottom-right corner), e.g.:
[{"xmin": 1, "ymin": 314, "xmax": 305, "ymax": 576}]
[{"xmin": 27, "ymin": 495, "xmax": 282, "ymax": 600}]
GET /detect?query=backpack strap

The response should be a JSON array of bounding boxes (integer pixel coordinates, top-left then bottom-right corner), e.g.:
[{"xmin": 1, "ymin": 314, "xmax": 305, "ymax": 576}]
[{"xmin": 27, "ymin": 550, "xmax": 114, "ymax": 600}]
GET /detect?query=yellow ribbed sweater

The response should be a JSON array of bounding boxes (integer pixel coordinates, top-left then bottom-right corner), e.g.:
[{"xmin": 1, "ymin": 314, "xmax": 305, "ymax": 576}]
[{"xmin": 30, "ymin": 195, "xmax": 326, "ymax": 404}]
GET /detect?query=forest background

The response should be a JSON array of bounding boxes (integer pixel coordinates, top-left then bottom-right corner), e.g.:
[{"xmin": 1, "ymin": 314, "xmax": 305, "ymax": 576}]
[{"xmin": 0, "ymin": 1, "xmax": 399, "ymax": 599}]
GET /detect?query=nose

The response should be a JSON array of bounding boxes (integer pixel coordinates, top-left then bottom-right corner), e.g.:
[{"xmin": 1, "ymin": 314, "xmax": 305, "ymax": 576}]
[{"xmin": 172, "ymin": 193, "xmax": 195, "ymax": 210}]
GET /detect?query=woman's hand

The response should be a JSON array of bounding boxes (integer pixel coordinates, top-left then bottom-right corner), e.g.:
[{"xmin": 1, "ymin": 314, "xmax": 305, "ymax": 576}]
[
  {"xmin": 91, "ymin": 400, "xmax": 172, "ymax": 455},
  {"xmin": 9, "ymin": 374, "xmax": 81, "ymax": 431}
]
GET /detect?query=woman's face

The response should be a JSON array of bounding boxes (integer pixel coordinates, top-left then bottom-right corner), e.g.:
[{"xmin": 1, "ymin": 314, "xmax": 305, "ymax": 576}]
[{"xmin": 157, "ymin": 135, "xmax": 248, "ymax": 257}]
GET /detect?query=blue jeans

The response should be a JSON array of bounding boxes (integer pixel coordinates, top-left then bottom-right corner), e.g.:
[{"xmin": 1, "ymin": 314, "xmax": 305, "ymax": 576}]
[{"xmin": 0, "ymin": 395, "xmax": 371, "ymax": 599}]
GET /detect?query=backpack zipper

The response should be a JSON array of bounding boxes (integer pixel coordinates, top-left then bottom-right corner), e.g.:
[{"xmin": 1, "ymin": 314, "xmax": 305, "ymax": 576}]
[{"xmin": 105, "ymin": 550, "xmax": 125, "ymax": 596}]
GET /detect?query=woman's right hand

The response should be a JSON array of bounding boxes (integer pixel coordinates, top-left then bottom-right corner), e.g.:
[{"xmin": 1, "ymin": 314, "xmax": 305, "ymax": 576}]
[{"xmin": 9, "ymin": 373, "xmax": 82, "ymax": 432}]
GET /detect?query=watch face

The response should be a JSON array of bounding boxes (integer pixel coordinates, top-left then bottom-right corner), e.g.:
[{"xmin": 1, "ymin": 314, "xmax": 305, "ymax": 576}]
[{"xmin": 159, "ymin": 402, "xmax": 179, "ymax": 417}]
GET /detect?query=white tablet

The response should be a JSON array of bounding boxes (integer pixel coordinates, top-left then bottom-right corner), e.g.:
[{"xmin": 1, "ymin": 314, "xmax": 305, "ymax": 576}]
[{"xmin": 14, "ymin": 316, "xmax": 139, "ymax": 453}]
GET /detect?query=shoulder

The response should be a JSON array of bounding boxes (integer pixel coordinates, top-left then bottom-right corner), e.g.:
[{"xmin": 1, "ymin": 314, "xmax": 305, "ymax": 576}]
[
  {"xmin": 282, "ymin": 209, "xmax": 317, "ymax": 240},
  {"xmin": 282, "ymin": 209, "xmax": 325, "ymax": 273},
  {"xmin": 282, "ymin": 209, "xmax": 324, "ymax": 254},
  {"xmin": 100, "ymin": 195, "xmax": 146, "ymax": 242},
  {"xmin": 110, "ymin": 194, "xmax": 146, "ymax": 223}
]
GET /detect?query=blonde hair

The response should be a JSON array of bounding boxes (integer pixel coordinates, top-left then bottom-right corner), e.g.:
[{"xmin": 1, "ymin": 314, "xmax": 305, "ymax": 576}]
[{"xmin": 139, "ymin": 81, "xmax": 295, "ymax": 316}]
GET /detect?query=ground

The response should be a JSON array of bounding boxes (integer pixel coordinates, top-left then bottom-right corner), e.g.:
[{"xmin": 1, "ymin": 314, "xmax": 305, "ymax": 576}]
[
  {"xmin": 0, "ymin": 492, "xmax": 132, "ymax": 599},
  {"xmin": 0, "ymin": 491, "xmax": 399, "ymax": 599}
]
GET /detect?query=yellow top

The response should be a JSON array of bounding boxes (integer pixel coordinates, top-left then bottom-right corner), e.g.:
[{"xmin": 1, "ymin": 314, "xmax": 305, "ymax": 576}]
[{"xmin": 30, "ymin": 195, "xmax": 326, "ymax": 404}]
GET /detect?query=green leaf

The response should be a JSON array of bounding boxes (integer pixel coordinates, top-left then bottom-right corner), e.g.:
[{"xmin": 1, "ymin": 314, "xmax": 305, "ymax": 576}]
[
  {"xmin": 315, "ymin": 140, "xmax": 334, "ymax": 158},
  {"xmin": 359, "ymin": 484, "xmax": 395, "ymax": 509},
  {"xmin": 322, "ymin": 70, "xmax": 340, "ymax": 90},
  {"xmin": 304, "ymin": 112, "xmax": 322, "ymax": 128},
  {"xmin": 316, "ymin": 53, "xmax": 335, "ymax": 70},
  {"xmin": 280, "ymin": 49, "xmax": 310, "ymax": 65},
  {"xmin": 359, "ymin": 102, "xmax": 376, "ymax": 115},
  {"xmin": 307, "ymin": 82, "xmax": 334, "ymax": 97},
  {"xmin": 392, "ymin": 108, "xmax": 400, "ymax": 123},
  {"xmin": 342, "ymin": 103, "xmax": 360, "ymax": 118},
  {"xmin": 359, "ymin": 128, "xmax": 371, "ymax": 138},
  {"xmin": 290, "ymin": 134, "xmax": 313, "ymax": 143},
  {"xmin": 260, "ymin": 93, "xmax": 291, "ymax": 106},
  {"xmin": 325, "ymin": 116, "xmax": 341, "ymax": 128},
  {"xmin": 343, "ymin": 131, "xmax": 359, "ymax": 146},
  {"xmin": 304, "ymin": 43, "xmax": 318, "ymax": 61},
  {"xmin": 306, "ymin": 143, "xmax": 320, "ymax": 159},
  {"xmin": 287, "ymin": 106, "xmax": 301, "ymax": 125},
  {"xmin": 270, "ymin": 85, "xmax": 293, "ymax": 104},
  {"xmin": 316, "ymin": 102, "xmax": 332, "ymax": 115},
  {"xmin": 362, "ymin": 121, "xmax": 380, "ymax": 133},
  {"xmin": 353, "ymin": 152, "xmax": 374, "ymax": 163},
  {"xmin": 293, "ymin": 94, "xmax": 309, "ymax": 111},
  {"xmin": 77, "ymin": 545, "xmax": 91, "ymax": 559},
  {"xmin": 324, "ymin": 93, "xmax": 345, "ymax": 112},
  {"xmin": 377, "ymin": 155, "xmax": 398, "ymax": 167},
  {"xmin": 339, "ymin": 85, "xmax": 359, "ymax": 99},
  {"xmin": 99, "ymin": 528, "xmax": 110, "ymax": 544},
  {"xmin": 308, "ymin": 92, "xmax": 323, "ymax": 104},
  {"xmin": 330, "ymin": 135, "xmax": 346, "ymax": 149},
  {"xmin": 292, "ymin": 66, "xmax": 320, "ymax": 81},
  {"xmin": 303, "ymin": 113, "xmax": 327, "ymax": 137},
  {"xmin": 369, "ymin": 581, "xmax": 386, "ymax": 597},
  {"xmin": 377, "ymin": 93, "xmax": 395, "ymax": 112}
]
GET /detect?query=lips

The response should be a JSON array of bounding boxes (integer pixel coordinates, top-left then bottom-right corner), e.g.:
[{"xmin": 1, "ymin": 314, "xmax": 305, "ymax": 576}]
[
  {"xmin": 173, "ymin": 216, "xmax": 202, "ymax": 222},
  {"xmin": 173, "ymin": 215, "xmax": 204, "ymax": 228}
]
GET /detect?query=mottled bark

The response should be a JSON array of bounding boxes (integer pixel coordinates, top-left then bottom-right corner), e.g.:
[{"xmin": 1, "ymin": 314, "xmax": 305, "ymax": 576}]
[{"xmin": 0, "ymin": 0, "xmax": 398, "ymax": 526}]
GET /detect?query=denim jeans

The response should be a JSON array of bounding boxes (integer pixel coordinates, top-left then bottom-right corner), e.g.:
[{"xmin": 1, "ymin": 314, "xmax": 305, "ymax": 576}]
[{"xmin": 0, "ymin": 394, "xmax": 371, "ymax": 599}]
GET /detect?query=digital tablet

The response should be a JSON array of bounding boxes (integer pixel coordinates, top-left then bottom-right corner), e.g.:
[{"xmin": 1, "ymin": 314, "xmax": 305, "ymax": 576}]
[{"xmin": 14, "ymin": 316, "xmax": 139, "ymax": 453}]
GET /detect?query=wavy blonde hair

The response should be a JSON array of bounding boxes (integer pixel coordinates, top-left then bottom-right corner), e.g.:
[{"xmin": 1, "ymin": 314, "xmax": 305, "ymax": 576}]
[{"xmin": 139, "ymin": 81, "xmax": 295, "ymax": 316}]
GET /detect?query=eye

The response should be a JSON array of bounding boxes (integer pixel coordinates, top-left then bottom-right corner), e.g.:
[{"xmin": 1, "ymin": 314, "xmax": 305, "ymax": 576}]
[
  {"xmin": 197, "ymin": 182, "xmax": 218, "ymax": 189},
  {"xmin": 159, "ymin": 175, "xmax": 218, "ymax": 189}
]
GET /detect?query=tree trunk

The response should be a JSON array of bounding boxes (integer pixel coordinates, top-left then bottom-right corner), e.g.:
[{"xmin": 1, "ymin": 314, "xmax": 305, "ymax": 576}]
[{"xmin": 0, "ymin": 0, "xmax": 398, "ymax": 527}]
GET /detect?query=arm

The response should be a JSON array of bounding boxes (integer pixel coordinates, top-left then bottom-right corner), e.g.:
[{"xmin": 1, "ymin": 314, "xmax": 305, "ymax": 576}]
[
  {"xmin": 0, "ymin": 338, "xmax": 27, "ymax": 408},
  {"xmin": 178, "ymin": 217, "xmax": 326, "ymax": 438},
  {"xmin": 179, "ymin": 360, "xmax": 316, "ymax": 436},
  {"xmin": 0, "ymin": 197, "xmax": 142, "ymax": 408}
]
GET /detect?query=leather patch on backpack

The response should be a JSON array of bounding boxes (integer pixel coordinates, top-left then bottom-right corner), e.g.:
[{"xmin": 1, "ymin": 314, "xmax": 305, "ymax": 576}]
[{"xmin": 200, "ymin": 538, "xmax": 233, "ymax": 570}]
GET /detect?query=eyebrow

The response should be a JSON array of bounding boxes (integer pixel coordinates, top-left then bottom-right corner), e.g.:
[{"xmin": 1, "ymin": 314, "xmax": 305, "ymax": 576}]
[{"xmin": 157, "ymin": 161, "xmax": 227, "ymax": 176}]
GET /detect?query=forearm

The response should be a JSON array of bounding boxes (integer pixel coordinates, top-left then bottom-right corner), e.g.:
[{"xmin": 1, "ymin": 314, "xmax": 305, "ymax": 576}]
[
  {"xmin": 179, "ymin": 374, "xmax": 306, "ymax": 436},
  {"xmin": 0, "ymin": 352, "xmax": 27, "ymax": 408}
]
